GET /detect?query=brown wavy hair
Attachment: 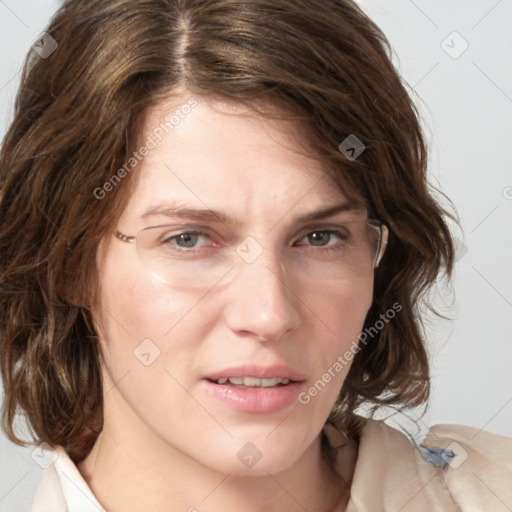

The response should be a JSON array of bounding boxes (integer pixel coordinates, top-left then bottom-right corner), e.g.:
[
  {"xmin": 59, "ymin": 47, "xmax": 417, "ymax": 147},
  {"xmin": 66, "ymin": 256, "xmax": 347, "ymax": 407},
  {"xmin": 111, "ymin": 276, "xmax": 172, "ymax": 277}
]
[{"xmin": 0, "ymin": 0, "xmax": 456, "ymax": 464}]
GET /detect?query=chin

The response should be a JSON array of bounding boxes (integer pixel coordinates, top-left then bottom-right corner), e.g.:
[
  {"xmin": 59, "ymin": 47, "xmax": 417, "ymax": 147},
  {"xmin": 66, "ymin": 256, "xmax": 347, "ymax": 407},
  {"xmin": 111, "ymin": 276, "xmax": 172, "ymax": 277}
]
[{"xmin": 197, "ymin": 429, "xmax": 311, "ymax": 477}]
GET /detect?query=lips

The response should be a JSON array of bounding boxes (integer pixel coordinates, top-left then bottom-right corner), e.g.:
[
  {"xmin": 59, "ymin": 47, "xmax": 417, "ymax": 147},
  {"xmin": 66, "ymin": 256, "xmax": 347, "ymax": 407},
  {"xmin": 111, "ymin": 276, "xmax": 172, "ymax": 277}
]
[
  {"xmin": 204, "ymin": 364, "xmax": 306, "ymax": 383},
  {"xmin": 202, "ymin": 376, "xmax": 305, "ymax": 413}
]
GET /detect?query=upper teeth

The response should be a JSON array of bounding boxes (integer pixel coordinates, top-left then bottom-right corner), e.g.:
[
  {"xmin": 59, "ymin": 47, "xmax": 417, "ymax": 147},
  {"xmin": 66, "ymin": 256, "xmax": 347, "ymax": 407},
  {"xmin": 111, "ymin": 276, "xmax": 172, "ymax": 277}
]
[{"xmin": 216, "ymin": 377, "xmax": 290, "ymax": 386}]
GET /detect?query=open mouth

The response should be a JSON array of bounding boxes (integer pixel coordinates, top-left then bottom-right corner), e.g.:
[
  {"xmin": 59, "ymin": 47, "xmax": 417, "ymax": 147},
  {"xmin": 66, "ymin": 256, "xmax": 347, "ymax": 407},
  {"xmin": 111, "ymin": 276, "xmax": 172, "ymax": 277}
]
[{"xmin": 207, "ymin": 377, "xmax": 298, "ymax": 389}]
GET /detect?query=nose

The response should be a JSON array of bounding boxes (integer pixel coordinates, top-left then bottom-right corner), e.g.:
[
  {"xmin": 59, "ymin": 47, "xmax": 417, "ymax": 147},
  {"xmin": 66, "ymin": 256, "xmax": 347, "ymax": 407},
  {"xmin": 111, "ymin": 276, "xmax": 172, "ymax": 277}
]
[{"xmin": 223, "ymin": 243, "xmax": 301, "ymax": 342}]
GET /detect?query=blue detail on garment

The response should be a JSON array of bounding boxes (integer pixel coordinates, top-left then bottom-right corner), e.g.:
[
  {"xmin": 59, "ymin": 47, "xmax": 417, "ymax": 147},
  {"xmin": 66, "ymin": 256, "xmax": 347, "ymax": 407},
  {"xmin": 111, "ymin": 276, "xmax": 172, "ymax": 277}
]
[{"xmin": 418, "ymin": 445, "xmax": 455, "ymax": 468}]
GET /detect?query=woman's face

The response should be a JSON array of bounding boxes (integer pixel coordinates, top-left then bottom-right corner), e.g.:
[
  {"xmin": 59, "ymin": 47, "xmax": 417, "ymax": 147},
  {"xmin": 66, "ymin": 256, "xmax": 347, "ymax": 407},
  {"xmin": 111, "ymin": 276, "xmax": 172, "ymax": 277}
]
[{"xmin": 93, "ymin": 93, "xmax": 374, "ymax": 475}]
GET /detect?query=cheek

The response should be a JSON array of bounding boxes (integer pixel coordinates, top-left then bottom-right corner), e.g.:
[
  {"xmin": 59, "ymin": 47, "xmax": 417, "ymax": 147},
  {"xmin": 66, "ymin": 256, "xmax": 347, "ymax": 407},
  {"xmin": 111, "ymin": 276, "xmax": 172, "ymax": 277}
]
[
  {"xmin": 307, "ymin": 277, "xmax": 373, "ymax": 384},
  {"xmin": 93, "ymin": 248, "xmax": 199, "ymax": 381},
  {"xmin": 93, "ymin": 264, "xmax": 204, "ymax": 429},
  {"xmin": 93, "ymin": 241, "xmax": 223, "ymax": 403},
  {"xmin": 313, "ymin": 276, "xmax": 374, "ymax": 341},
  {"xmin": 97, "ymin": 248, "xmax": 207, "ymax": 341},
  {"xmin": 289, "ymin": 278, "xmax": 373, "ymax": 441}
]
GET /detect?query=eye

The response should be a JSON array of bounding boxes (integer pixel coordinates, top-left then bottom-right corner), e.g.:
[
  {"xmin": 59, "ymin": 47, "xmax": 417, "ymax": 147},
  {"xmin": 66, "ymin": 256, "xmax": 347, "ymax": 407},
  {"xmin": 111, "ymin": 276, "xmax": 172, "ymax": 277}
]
[
  {"xmin": 295, "ymin": 229, "xmax": 348, "ymax": 249},
  {"xmin": 161, "ymin": 231, "xmax": 213, "ymax": 250}
]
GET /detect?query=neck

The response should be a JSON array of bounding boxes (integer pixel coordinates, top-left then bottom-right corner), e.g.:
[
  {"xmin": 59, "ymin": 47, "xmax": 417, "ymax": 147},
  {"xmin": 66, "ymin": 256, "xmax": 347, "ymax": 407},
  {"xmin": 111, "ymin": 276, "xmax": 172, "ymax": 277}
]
[{"xmin": 77, "ymin": 399, "xmax": 350, "ymax": 511}]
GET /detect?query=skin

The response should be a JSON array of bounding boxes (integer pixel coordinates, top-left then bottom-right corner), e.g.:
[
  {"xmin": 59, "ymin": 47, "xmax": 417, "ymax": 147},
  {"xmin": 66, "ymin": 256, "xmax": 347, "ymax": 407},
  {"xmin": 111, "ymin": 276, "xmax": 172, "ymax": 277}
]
[{"xmin": 78, "ymin": 91, "xmax": 375, "ymax": 512}]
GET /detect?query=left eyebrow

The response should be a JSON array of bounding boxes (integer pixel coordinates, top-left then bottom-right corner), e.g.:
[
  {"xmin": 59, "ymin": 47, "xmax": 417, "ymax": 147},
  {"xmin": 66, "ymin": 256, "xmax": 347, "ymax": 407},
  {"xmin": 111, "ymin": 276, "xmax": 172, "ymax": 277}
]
[
  {"xmin": 295, "ymin": 200, "xmax": 365, "ymax": 223},
  {"xmin": 140, "ymin": 199, "xmax": 365, "ymax": 227}
]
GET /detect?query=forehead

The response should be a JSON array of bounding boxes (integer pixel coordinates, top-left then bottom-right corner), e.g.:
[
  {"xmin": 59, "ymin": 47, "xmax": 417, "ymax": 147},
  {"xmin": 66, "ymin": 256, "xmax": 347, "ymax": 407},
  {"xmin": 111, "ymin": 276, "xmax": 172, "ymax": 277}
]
[{"xmin": 121, "ymin": 94, "xmax": 363, "ymax": 226}]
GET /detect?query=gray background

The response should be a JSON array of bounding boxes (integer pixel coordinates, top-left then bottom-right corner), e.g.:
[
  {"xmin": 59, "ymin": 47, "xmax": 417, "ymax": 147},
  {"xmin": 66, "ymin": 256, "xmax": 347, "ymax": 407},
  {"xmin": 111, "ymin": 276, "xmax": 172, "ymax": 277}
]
[{"xmin": 1, "ymin": 0, "xmax": 511, "ymax": 509}]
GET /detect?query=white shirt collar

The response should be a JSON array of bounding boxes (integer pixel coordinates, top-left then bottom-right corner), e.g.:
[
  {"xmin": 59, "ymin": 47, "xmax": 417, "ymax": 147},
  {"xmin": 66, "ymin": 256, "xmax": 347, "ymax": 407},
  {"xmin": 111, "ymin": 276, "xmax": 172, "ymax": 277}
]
[{"xmin": 31, "ymin": 445, "xmax": 105, "ymax": 512}]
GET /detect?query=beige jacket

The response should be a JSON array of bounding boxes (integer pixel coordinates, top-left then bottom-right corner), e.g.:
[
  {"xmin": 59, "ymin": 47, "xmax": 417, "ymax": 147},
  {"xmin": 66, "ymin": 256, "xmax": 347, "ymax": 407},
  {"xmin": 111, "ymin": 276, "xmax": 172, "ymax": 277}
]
[{"xmin": 31, "ymin": 418, "xmax": 512, "ymax": 511}]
